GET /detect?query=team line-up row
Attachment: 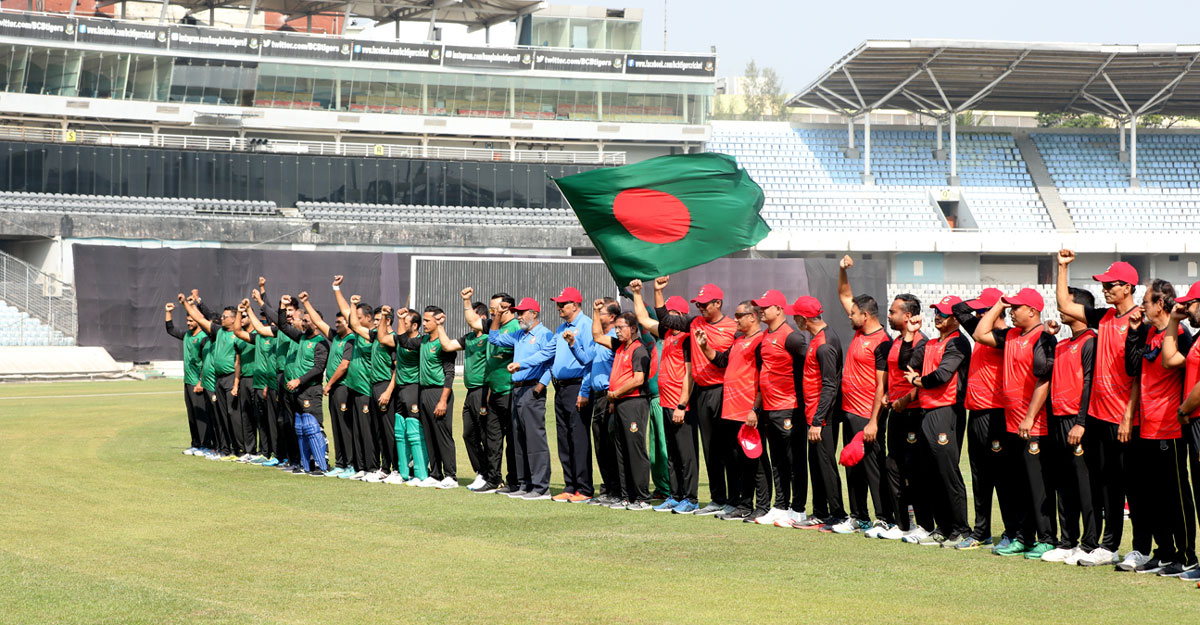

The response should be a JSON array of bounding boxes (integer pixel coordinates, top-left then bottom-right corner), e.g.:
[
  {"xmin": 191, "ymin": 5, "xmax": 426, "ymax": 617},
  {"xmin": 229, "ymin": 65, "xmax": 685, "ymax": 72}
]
[{"xmin": 164, "ymin": 250, "xmax": 1200, "ymax": 582}]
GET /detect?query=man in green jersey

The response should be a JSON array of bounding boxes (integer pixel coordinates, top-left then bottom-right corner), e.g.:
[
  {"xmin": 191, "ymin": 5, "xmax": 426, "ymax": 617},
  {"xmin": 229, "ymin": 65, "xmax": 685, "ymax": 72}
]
[
  {"xmin": 472, "ymin": 291, "xmax": 519, "ymax": 494},
  {"xmin": 334, "ymin": 278, "xmax": 384, "ymax": 480},
  {"xmin": 232, "ymin": 306, "xmax": 261, "ymax": 462},
  {"xmin": 434, "ymin": 290, "xmax": 491, "ymax": 490},
  {"xmin": 165, "ymin": 300, "xmax": 212, "ymax": 455},
  {"xmin": 396, "ymin": 306, "xmax": 458, "ymax": 489},
  {"xmin": 299, "ymin": 292, "xmax": 356, "ymax": 477},
  {"xmin": 390, "ymin": 307, "xmax": 433, "ymax": 486},
  {"xmin": 180, "ymin": 294, "xmax": 247, "ymax": 459},
  {"xmin": 343, "ymin": 297, "xmax": 398, "ymax": 484},
  {"xmin": 253, "ymin": 282, "xmax": 303, "ymax": 470},
  {"xmin": 232, "ymin": 303, "xmax": 280, "ymax": 465}
]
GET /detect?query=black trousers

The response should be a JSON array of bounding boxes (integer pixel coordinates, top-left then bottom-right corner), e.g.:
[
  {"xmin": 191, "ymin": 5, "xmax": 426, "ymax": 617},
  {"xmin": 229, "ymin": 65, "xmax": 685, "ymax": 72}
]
[
  {"xmin": 369, "ymin": 380, "xmax": 397, "ymax": 474},
  {"xmin": 1005, "ymin": 431, "xmax": 1057, "ymax": 545},
  {"xmin": 486, "ymin": 389, "xmax": 512, "ymax": 487},
  {"xmin": 214, "ymin": 373, "xmax": 241, "ymax": 455},
  {"xmin": 918, "ymin": 405, "xmax": 970, "ymax": 537},
  {"xmin": 591, "ymin": 393, "xmax": 620, "ymax": 497},
  {"xmin": 275, "ymin": 372, "xmax": 300, "ymax": 463},
  {"xmin": 327, "ymin": 384, "xmax": 352, "ymax": 469},
  {"xmin": 350, "ymin": 390, "xmax": 379, "ymax": 473},
  {"xmin": 461, "ymin": 386, "xmax": 488, "ymax": 477},
  {"xmin": 419, "ymin": 386, "xmax": 456, "ymax": 481},
  {"xmin": 693, "ymin": 384, "xmax": 732, "ymax": 506},
  {"xmin": 763, "ymin": 409, "xmax": 803, "ymax": 512},
  {"xmin": 884, "ymin": 408, "xmax": 930, "ymax": 531},
  {"xmin": 183, "ymin": 383, "xmax": 211, "ymax": 449},
  {"xmin": 967, "ymin": 408, "xmax": 1016, "ymax": 541},
  {"xmin": 843, "ymin": 411, "xmax": 890, "ymax": 523},
  {"xmin": 512, "ymin": 384, "xmax": 550, "ymax": 492},
  {"xmin": 808, "ymin": 417, "xmax": 844, "ymax": 521},
  {"xmin": 1083, "ymin": 417, "xmax": 1129, "ymax": 552},
  {"xmin": 254, "ymin": 386, "xmax": 278, "ymax": 459},
  {"xmin": 1048, "ymin": 416, "xmax": 1099, "ymax": 551},
  {"xmin": 733, "ymin": 416, "xmax": 771, "ymax": 514},
  {"xmin": 236, "ymin": 376, "xmax": 258, "ymax": 455},
  {"xmin": 1189, "ymin": 420, "xmax": 1200, "ymax": 561},
  {"xmin": 553, "ymin": 380, "xmax": 592, "ymax": 495},
  {"xmin": 1138, "ymin": 437, "xmax": 1197, "ymax": 565},
  {"xmin": 664, "ymin": 404, "xmax": 700, "ymax": 503},
  {"xmin": 613, "ymin": 396, "xmax": 651, "ymax": 503}
]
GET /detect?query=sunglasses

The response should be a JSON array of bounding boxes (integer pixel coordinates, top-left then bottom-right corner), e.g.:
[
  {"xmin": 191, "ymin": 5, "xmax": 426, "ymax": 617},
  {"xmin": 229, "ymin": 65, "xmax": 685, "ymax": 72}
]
[
  {"xmin": 934, "ymin": 311, "xmax": 951, "ymax": 319},
  {"xmin": 734, "ymin": 312, "xmax": 755, "ymax": 319},
  {"xmin": 1102, "ymin": 281, "xmax": 1128, "ymax": 291}
]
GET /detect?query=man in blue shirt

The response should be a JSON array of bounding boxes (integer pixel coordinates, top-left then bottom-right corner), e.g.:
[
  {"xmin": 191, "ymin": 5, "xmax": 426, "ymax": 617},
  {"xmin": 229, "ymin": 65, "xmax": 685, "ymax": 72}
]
[
  {"xmin": 567, "ymin": 298, "xmax": 620, "ymax": 504},
  {"xmin": 489, "ymin": 296, "xmax": 555, "ymax": 499},
  {"xmin": 548, "ymin": 287, "xmax": 594, "ymax": 502}
]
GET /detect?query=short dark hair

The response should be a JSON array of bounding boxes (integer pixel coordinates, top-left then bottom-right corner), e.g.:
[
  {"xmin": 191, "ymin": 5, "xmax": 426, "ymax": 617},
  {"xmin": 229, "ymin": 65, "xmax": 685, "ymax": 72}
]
[
  {"xmin": 1067, "ymin": 287, "xmax": 1095, "ymax": 309},
  {"xmin": 222, "ymin": 306, "xmax": 236, "ymax": 315},
  {"xmin": 472, "ymin": 302, "xmax": 489, "ymax": 317},
  {"xmin": 852, "ymin": 294, "xmax": 879, "ymax": 319},
  {"xmin": 491, "ymin": 292, "xmax": 516, "ymax": 307},
  {"xmin": 372, "ymin": 306, "xmax": 385, "ymax": 316},
  {"xmin": 894, "ymin": 294, "xmax": 921, "ymax": 316},
  {"xmin": 616, "ymin": 311, "xmax": 638, "ymax": 330},
  {"xmin": 424, "ymin": 305, "xmax": 444, "ymax": 316},
  {"xmin": 604, "ymin": 303, "xmax": 621, "ymax": 317},
  {"xmin": 355, "ymin": 302, "xmax": 372, "ymax": 316},
  {"xmin": 284, "ymin": 296, "xmax": 299, "ymax": 310},
  {"xmin": 737, "ymin": 300, "xmax": 761, "ymax": 316},
  {"xmin": 1149, "ymin": 279, "xmax": 1176, "ymax": 311},
  {"xmin": 335, "ymin": 311, "xmax": 345, "ymax": 319},
  {"xmin": 406, "ymin": 310, "xmax": 420, "ymax": 325}
]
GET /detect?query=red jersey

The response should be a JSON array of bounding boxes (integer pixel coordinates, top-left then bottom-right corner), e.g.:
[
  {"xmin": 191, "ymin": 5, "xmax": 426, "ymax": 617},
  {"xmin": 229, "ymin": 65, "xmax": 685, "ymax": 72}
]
[
  {"xmin": 1090, "ymin": 308, "xmax": 1136, "ymax": 424},
  {"xmin": 888, "ymin": 331, "xmax": 925, "ymax": 403},
  {"xmin": 657, "ymin": 329, "xmax": 690, "ymax": 409},
  {"xmin": 1051, "ymin": 330, "xmax": 1095, "ymax": 419},
  {"xmin": 965, "ymin": 340, "xmax": 1005, "ymax": 411},
  {"xmin": 1137, "ymin": 326, "xmax": 1185, "ymax": 440},
  {"xmin": 1185, "ymin": 335, "xmax": 1200, "ymax": 421},
  {"xmin": 720, "ymin": 331, "xmax": 764, "ymax": 422},
  {"xmin": 688, "ymin": 315, "xmax": 737, "ymax": 387},
  {"xmin": 842, "ymin": 328, "xmax": 890, "ymax": 417},
  {"xmin": 917, "ymin": 331, "xmax": 963, "ymax": 409},
  {"xmin": 759, "ymin": 324, "xmax": 807, "ymax": 411},
  {"xmin": 610, "ymin": 340, "xmax": 650, "ymax": 399},
  {"xmin": 999, "ymin": 325, "xmax": 1051, "ymax": 436}
]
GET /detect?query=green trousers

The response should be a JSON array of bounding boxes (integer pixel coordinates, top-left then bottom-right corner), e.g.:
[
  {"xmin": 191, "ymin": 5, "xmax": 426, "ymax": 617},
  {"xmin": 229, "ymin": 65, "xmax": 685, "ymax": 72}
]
[
  {"xmin": 646, "ymin": 396, "xmax": 670, "ymax": 496},
  {"xmin": 394, "ymin": 414, "xmax": 430, "ymax": 480}
]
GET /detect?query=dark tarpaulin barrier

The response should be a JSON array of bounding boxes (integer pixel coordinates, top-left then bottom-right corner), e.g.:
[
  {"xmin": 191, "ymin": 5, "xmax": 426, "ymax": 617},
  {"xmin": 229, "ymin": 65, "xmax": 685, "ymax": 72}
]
[{"xmin": 74, "ymin": 245, "xmax": 413, "ymax": 361}]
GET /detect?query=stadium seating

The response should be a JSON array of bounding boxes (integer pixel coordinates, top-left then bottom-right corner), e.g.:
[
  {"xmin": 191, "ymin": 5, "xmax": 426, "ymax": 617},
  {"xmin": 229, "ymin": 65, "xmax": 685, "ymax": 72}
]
[
  {"xmin": 296, "ymin": 202, "xmax": 578, "ymax": 226},
  {"xmin": 0, "ymin": 192, "xmax": 277, "ymax": 217},
  {"xmin": 0, "ymin": 299, "xmax": 74, "ymax": 346}
]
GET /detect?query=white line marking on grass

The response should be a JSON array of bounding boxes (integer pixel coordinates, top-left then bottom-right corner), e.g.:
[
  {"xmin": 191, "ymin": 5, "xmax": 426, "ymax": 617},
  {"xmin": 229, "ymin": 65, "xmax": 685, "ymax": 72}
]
[{"xmin": 0, "ymin": 391, "xmax": 179, "ymax": 400}]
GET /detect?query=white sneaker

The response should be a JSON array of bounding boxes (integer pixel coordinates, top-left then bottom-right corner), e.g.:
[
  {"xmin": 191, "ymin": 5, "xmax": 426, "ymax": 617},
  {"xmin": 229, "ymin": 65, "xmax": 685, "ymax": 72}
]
[
  {"xmin": 1040, "ymin": 547, "xmax": 1074, "ymax": 562},
  {"xmin": 755, "ymin": 508, "xmax": 787, "ymax": 525},
  {"xmin": 863, "ymin": 520, "xmax": 889, "ymax": 538},
  {"xmin": 363, "ymin": 470, "xmax": 386, "ymax": 483},
  {"xmin": 467, "ymin": 475, "xmax": 486, "ymax": 491},
  {"xmin": 183, "ymin": 447, "xmax": 196, "ymax": 455},
  {"xmin": 418, "ymin": 477, "xmax": 441, "ymax": 488},
  {"xmin": 1117, "ymin": 550, "xmax": 1149, "ymax": 571},
  {"xmin": 405, "ymin": 478, "xmax": 422, "ymax": 486},
  {"xmin": 777, "ymin": 509, "xmax": 807, "ymax": 528},
  {"xmin": 1079, "ymin": 547, "xmax": 1119, "ymax": 567},
  {"xmin": 1063, "ymin": 548, "xmax": 1087, "ymax": 566},
  {"xmin": 879, "ymin": 525, "xmax": 906, "ymax": 540},
  {"xmin": 382, "ymin": 471, "xmax": 405, "ymax": 485},
  {"xmin": 350, "ymin": 470, "xmax": 366, "ymax": 480},
  {"xmin": 437, "ymin": 477, "xmax": 459, "ymax": 489},
  {"xmin": 830, "ymin": 519, "xmax": 858, "ymax": 534},
  {"xmin": 901, "ymin": 526, "xmax": 930, "ymax": 544}
]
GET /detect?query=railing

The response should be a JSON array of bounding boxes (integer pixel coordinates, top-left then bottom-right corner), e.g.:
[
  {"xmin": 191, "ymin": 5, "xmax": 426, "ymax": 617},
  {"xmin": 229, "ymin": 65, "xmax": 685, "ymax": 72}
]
[
  {"xmin": 0, "ymin": 250, "xmax": 76, "ymax": 339},
  {"xmin": 0, "ymin": 125, "xmax": 626, "ymax": 165}
]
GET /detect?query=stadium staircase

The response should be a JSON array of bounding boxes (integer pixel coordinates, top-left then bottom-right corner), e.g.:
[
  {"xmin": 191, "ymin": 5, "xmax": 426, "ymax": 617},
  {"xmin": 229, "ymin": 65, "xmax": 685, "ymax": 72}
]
[
  {"xmin": 1012, "ymin": 131, "xmax": 1073, "ymax": 231},
  {"xmin": 0, "ymin": 250, "xmax": 76, "ymax": 347}
]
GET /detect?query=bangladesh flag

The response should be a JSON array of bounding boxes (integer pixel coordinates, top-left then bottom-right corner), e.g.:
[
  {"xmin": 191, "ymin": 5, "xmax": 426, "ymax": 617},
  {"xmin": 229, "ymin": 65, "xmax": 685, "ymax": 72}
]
[{"xmin": 554, "ymin": 153, "xmax": 770, "ymax": 287}]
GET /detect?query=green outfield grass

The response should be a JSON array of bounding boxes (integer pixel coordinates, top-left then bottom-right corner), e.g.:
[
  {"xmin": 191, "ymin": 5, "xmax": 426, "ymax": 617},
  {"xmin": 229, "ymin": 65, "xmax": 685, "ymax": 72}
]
[{"xmin": 0, "ymin": 378, "xmax": 1195, "ymax": 625}]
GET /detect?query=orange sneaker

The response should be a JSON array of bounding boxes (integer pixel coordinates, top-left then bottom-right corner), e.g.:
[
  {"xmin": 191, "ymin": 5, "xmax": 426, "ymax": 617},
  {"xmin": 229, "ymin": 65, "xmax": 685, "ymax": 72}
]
[
  {"xmin": 551, "ymin": 491, "xmax": 573, "ymax": 502},
  {"xmin": 567, "ymin": 492, "xmax": 591, "ymax": 503}
]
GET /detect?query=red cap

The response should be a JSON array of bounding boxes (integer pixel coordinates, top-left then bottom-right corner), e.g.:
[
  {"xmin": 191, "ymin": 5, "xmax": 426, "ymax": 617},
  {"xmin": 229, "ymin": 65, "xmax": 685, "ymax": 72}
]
[
  {"xmin": 965, "ymin": 287, "xmax": 1003, "ymax": 310},
  {"xmin": 788, "ymin": 296, "xmax": 823, "ymax": 318},
  {"xmin": 839, "ymin": 431, "xmax": 865, "ymax": 467},
  {"xmin": 550, "ymin": 287, "xmax": 583, "ymax": 304},
  {"xmin": 691, "ymin": 283, "xmax": 724, "ymax": 304},
  {"xmin": 664, "ymin": 295, "xmax": 689, "ymax": 314},
  {"xmin": 1003, "ymin": 288, "xmax": 1045, "ymax": 312},
  {"xmin": 1176, "ymin": 281, "xmax": 1200, "ymax": 304},
  {"xmin": 753, "ymin": 289, "xmax": 788, "ymax": 309},
  {"xmin": 1092, "ymin": 261, "xmax": 1139, "ymax": 285},
  {"xmin": 930, "ymin": 295, "xmax": 963, "ymax": 315},
  {"xmin": 738, "ymin": 423, "xmax": 762, "ymax": 459},
  {"xmin": 512, "ymin": 297, "xmax": 541, "ymax": 313}
]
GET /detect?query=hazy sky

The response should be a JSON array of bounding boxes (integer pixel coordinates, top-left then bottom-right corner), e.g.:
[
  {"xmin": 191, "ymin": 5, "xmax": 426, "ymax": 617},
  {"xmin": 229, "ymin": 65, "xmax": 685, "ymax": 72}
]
[{"xmin": 553, "ymin": 0, "xmax": 1200, "ymax": 92}]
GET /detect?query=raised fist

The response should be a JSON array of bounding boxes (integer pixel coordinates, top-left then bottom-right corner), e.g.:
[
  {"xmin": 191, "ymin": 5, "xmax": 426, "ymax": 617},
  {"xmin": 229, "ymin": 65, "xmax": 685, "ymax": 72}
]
[
  {"xmin": 251, "ymin": 289, "xmax": 263, "ymax": 305},
  {"xmin": 1172, "ymin": 303, "xmax": 1190, "ymax": 322},
  {"xmin": 461, "ymin": 287, "xmax": 474, "ymax": 301},
  {"xmin": 1057, "ymin": 249, "xmax": 1075, "ymax": 266},
  {"xmin": 628, "ymin": 279, "xmax": 643, "ymax": 294},
  {"xmin": 694, "ymin": 328, "xmax": 708, "ymax": 348},
  {"xmin": 1044, "ymin": 319, "xmax": 1061, "ymax": 334},
  {"xmin": 435, "ymin": 312, "xmax": 447, "ymax": 325},
  {"xmin": 280, "ymin": 294, "xmax": 293, "ymax": 307},
  {"xmin": 654, "ymin": 276, "xmax": 670, "ymax": 291},
  {"xmin": 593, "ymin": 298, "xmax": 605, "ymax": 312},
  {"xmin": 165, "ymin": 303, "xmax": 175, "ymax": 312},
  {"xmin": 177, "ymin": 293, "xmax": 186, "ymax": 304},
  {"xmin": 905, "ymin": 316, "xmax": 922, "ymax": 334},
  {"xmin": 298, "ymin": 291, "xmax": 309, "ymax": 302},
  {"xmin": 840, "ymin": 255, "xmax": 854, "ymax": 270},
  {"xmin": 332, "ymin": 275, "xmax": 343, "ymax": 287},
  {"xmin": 563, "ymin": 330, "xmax": 576, "ymax": 346},
  {"xmin": 258, "ymin": 276, "xmax": 266, "ymax": 290},
  {"xmin": 349, "ymin": 294, "xmax": 361, "ymax": 306}
]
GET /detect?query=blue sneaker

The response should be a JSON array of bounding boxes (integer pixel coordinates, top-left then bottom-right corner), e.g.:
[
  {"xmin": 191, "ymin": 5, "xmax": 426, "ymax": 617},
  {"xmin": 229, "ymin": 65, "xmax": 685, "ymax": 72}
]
[
  {"xmin": 671, "ymin": 500, "xmax": 699, "ymax": 515},
  {"xmin": 324, "ymin": 467, "xmax": 344, "ymax": 477},
  {"xmin": 1180, "ymin": 567, "xmax": 1200, "ymax": 581},
  {"xmin": 338, "ymin": 466, "xmax": 358, "ymax": 479},
  {"xmin": 654, "ymin": 497, "xmax": 680, "ymax": 512},
  {"xmin": 261, "ymin": 457, "xmax": 280, "ymax": 467},
  {"xmin": 994, "ymin": 535, "xmax": 1013, "ymax": 552}
]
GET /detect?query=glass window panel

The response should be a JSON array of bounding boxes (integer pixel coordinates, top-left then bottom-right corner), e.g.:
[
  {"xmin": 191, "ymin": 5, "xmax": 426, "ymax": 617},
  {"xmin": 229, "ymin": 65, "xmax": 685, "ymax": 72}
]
[{"xmin": 7, "ymin": 45, "xmax": 29, "ymax": 93}]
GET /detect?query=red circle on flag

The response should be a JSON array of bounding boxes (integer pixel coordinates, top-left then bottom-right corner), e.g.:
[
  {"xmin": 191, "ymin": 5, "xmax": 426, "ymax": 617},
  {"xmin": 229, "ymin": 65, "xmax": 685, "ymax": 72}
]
[{"xmin": 612, "ymin": 188, "xmax": 691, "ymax": 244}]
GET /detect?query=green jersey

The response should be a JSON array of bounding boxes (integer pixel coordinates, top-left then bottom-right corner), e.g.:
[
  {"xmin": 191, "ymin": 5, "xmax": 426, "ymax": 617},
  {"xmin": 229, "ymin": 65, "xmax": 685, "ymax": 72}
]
[
  {"xmin": 200, "ymin": 343, "xmax": 215, "ymax": 392},
  {"xmin": 253, "ymin": 333, "xmax": 277, "ymax": 390},
  {"xmin": 485, "ymin": 318, "xmax": 520, "ymax": 394},
  {"xmin": 344, "ymin": 334, "xmax": 373, "ymax": 396},
  {"xmin": 234, "ymin": 331, "xmax": 256, "ymax": 380},
  {"xmin": 211, "ymin": 328, "xmax": 239, "ymax": 376},
  {"xmin": 418, "ymin": 334, "xmax": 456, "ymax": 387},
  {"xmin": 326, "ymin": 331, "xmax": 352, "ymax": 383},
  {"xmin": 182, "ymin": 329, "xmax": 208, "ymax": 387},
  {"xmin": 286, "ymin": 332, "xmax": 324, "ymax": 383},
  {"xmin": 396, "ymin": 333, "xmax": 421, "ymax": 386},
  {"xmin": 460, "ymin": 332, "xmax": 489, "ymax": 388},
  {"xmin": 273, "ymin": 330, "xmax": 295, "ymax": 373},
  {"xmin": 368, "ymin": 330, "xmax": 396, "ymax": 384}
]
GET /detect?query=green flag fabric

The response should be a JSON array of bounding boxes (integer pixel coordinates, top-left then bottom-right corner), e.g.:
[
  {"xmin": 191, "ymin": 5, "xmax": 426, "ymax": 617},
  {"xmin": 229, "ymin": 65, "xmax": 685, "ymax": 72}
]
[{"xmin": 554, "ymin": 152, "xmax": 770, "ymax": 287}]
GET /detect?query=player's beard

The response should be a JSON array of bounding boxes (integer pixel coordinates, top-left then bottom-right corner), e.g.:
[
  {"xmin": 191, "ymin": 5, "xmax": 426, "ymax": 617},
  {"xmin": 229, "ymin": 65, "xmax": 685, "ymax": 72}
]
[{"xmin": 519, "ymin": 319, "xmax": 535, "ymax": 331}]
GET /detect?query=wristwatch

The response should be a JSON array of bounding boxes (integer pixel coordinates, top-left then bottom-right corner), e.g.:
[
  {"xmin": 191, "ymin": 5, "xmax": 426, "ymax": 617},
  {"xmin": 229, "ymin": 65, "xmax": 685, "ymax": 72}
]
[{"xmin": 677, "ymin": 404, "xmax": 687, "ymax": 411}]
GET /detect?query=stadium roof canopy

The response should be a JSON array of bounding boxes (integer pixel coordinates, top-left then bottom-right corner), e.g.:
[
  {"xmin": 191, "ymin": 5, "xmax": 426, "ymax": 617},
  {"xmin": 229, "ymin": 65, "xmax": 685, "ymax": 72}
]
[
  {"xmin": 787, "ymin": 39, "xmax": 1200, "ymax": 119},
  {"xmin": 99, "ymin": 0, "xmax": 544, "ymax": 30}
]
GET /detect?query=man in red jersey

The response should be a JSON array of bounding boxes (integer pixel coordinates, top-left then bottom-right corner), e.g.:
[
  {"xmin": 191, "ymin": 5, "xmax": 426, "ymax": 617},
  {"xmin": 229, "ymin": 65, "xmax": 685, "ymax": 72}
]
[
  {"xmin": 975, "ymin": 289, "xmax": 1058, "ymax": 560},
  {"xmin": 1055, "ymin": 251, "xmax": 1140, "ymax": 568},
  {"xmin": 899, "ymin": 295, "xmax": 972, "ymax": 547},
  {"xmin": 1124, "ymin": 280, "xmax": 1197, "ymax": 576},
  {"xmin": 1041, "ymin": 287, "xmax": 1099, "ymax": 564},
  {"xmin": 950, "ymin": 288, "xmax": 1018, "ymax": 551},
  {"xmin": 630, "ymin": 282, "xmax": 698, "ymax": 514},
  {"xmin": 834, "ymin": 256, "xmax": 892, "ymax": 535},
  {"xmin": 790, "ymin": 296, "xmax": 847, "ymax": 531},
  {"xmin": 750, "ymin": 289, "xmax": 809, "ymax": 527},
  {"xmin": 1164, "ymin": 280, "xmax": 1200, "ymax": 582},
  {"xmin": 652, "ymin": 276, "xmax": 739, "ymax": 516},
  {"xmin": 877, "ymin": 293, "xmax": 936, "ymax": 540},
  {"xmin": 697, "ymin": 300, "xmax": 769, "ymax": 522}
]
